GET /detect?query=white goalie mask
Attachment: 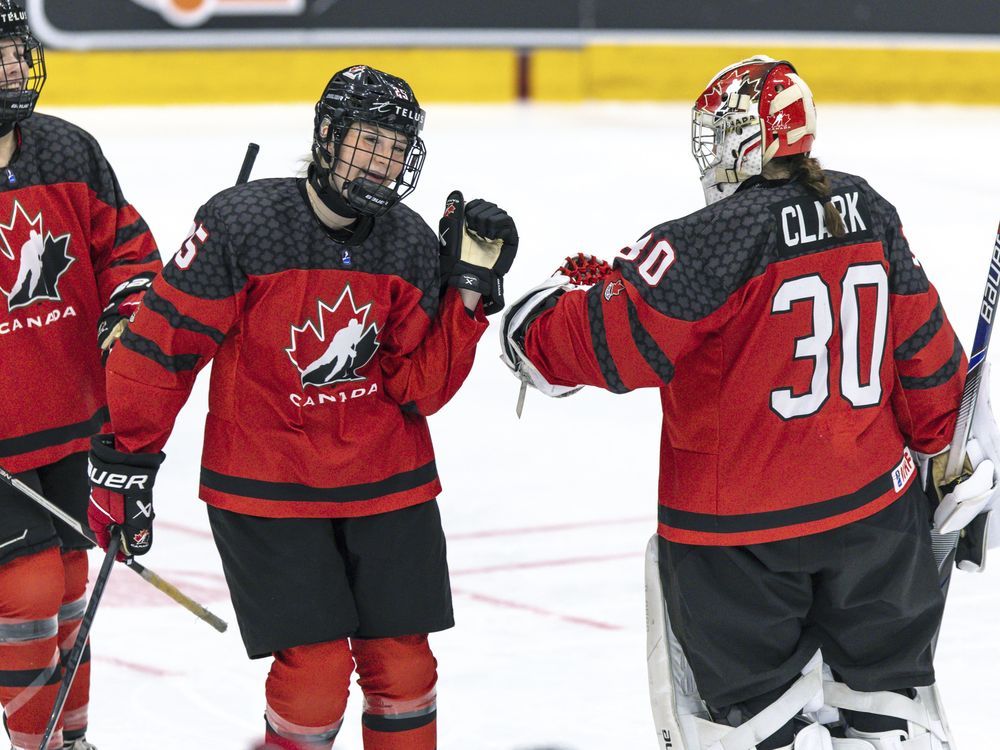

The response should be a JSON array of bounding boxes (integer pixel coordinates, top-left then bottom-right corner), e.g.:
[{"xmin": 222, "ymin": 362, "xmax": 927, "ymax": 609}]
[{"xmin": 692, "ymin": 55, "xmax": 817, "ymax": 205}]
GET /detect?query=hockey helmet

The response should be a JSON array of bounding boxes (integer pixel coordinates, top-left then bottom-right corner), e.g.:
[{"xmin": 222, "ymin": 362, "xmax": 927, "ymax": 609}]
[
  {"xmin": 0, "ymin": 0, "xmax": 44, "ymax": 124},
  {"xmin": 692, "ymin": 56, "xmax": 816, "ymax": 205},
  {"xmin": 311, "ymin": 65, "xmax": 426, "ymax": 217}
]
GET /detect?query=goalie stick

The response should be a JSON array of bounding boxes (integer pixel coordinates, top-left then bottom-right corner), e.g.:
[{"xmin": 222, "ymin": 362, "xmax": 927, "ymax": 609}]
[
  {"xmin": 37, "ymin": 535, "xmax": 120, "ymax": 750},
  {"xmin": 931, "ymin": 221, "xmax": 1000, "ymax": 592}
]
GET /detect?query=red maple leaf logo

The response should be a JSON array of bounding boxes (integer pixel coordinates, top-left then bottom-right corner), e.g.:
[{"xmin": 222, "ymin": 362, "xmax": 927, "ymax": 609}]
[
  {"xmin": 285, "ymin": 284, "xmax": 381, "ymax": 388},
  {"xmin": 0, "ymin": 200, "xmax": 74, "ymax": 311}
]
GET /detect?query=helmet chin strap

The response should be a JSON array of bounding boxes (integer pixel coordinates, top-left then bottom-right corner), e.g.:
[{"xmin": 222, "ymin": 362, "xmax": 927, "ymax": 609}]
[
  {"xmin": 307, "ymin": 162, "xmax": 361, "ymax": 220},
  {"xmin": 0, "ymin": 120, "xmax": 15, "ymax": 138}
]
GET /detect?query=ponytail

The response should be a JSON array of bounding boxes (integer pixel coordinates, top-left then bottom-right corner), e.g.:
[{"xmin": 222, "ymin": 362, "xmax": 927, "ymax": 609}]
[{"xmin": 791, "ymin": 155, "xmax": 846, "ymax": 238}]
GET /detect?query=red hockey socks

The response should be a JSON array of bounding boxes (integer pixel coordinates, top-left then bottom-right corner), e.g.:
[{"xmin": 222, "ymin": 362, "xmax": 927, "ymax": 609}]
[
  {"xmin": 58, "ymin": 550, "xmax": 90, "ymax": 743},
  {"xmin": 353, "ymin": 635, "xmax": 437, "ymax": 750},
  {"xmin": 0, "ymin": 548, "xmax": 66, "ymax": 750},
  {"xmin": 264, "ymin": 639, "xmax": 353, "ymax": 749}
]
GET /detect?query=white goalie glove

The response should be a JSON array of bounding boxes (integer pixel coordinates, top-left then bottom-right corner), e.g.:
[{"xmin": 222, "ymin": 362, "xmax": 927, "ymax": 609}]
[
  {"xmin": 499, "ymin": 274, "xmax": 584, "ymax": 402},
  {"xmin": 933, "ymin": 362, "xmax": 1000, "ymax": 539},
  {"xmin": 499, "ymin": 254, "xmax": 615, "ymax": 415}
]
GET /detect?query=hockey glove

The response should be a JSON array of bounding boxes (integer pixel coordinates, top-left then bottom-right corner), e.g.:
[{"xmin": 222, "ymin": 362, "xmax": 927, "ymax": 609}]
[
  {"xmin": 87, "ymin": 434, "xmax": 165, "ymax": 557},
  {"xmin": 97, "ymin": 274, "xmax": 154, "ymax": 364},
  {"xmin": 439, "ymin": 191, "xmax": 518, "ymax": 315}
]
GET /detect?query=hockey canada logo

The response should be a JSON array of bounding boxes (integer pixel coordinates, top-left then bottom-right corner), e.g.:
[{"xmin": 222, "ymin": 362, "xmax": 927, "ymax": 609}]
[
  {"xmin": 126, "ymin": 0, "xmax": 306, "ymax": 28},
  {"xmin": 0, "ymin": 200, "xmax": 73, "ymax": 311},
  {"xmin": 286, "ymin": 284, "xmax": 381, "ymax": 389},
  {"xmin": 604, "ymin": 280, "xmax": 625, "ymax": 301}
]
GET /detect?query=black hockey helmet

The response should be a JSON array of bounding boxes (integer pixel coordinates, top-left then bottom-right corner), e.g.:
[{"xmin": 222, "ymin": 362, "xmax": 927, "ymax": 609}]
[
  {"xmin": 310, "ymin": 65, "xmax": 426, "ymax": 217},
  {"xmin": 0, "ymin": 0, "xmax": 44, "ymax": 125}
]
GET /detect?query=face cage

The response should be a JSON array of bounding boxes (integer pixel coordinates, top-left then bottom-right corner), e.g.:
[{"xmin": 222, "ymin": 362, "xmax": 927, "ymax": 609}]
[
  {"xmin": 321, "ymin": 117, "xmax": 425, "ymax": 209},
  {"xmin": 691, "ymin": 110, "xmax": 724, "ymax": 176},
  {"xmin": 0, "ymin": 35, "xmax": 45, "ymax": 122}
]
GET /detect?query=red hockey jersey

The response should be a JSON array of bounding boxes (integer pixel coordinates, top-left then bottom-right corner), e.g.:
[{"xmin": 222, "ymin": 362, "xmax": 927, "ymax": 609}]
[
  {"xmin": 525, "ymin": 172, "xmax": 965, "ymax": 545},
  {"xmin": 107, "ymin": 178, "xmax": 487, "ymax": 518},
  {"xmin": 0, "ymin": 114, "xmax": 160, "ymax": 474}
]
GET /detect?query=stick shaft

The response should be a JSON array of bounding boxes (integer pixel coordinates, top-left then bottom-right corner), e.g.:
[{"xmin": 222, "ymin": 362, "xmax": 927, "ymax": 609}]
[
  {"xmin": 38, "ymin": 536, "xmax": 120, "ymax": 750},
  {"xmin": 236, "ymin": 142, "xmax": 259, "ymax": 185}
]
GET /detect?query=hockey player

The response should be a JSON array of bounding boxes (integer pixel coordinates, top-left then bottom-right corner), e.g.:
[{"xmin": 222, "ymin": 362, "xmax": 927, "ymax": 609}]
[
  {"xmin": 0, "ymin": 2, "xmax": 161, "ymax": 749},
  {"xmin": 501, "ymin": 56, "xmax": 998, "ymax": 749},
  {"xmin": 86, "ymin": 65, "xmax": 517, "ymax": 750}
]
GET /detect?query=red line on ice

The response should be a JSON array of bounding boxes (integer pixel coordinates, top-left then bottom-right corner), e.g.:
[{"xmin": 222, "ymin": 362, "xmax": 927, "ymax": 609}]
[
  {"xmin": 448, "ymin": 516, "xmax": 647, "ymax": 541},
  {"xmin": 452, "ymin": 587, "xmax": 621, "ymax": 631},
  {"xmin": 95, "ymin": 655, "xmax": 181, "ymax": 677},
  {"xmin": 451, "ymin": 551, "xmax": 641, "ymax": 577}
]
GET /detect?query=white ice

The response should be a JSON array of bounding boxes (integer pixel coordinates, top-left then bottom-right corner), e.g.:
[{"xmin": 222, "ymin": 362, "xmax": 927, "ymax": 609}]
[{"xmin": 47, "ymin": 101, "xmax": 1000, "ymax": 750}]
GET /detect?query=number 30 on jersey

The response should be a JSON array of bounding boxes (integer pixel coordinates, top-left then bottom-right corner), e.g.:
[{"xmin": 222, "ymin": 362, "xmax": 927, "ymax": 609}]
[{"xmin": 770, "ymin": 262, "xmax": 888, "ymax": 420}]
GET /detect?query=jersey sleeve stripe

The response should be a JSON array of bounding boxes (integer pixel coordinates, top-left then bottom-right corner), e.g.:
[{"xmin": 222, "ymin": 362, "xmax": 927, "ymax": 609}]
[
  {"xmin": 898, "ymin": 337, "xmax": 963, "ymax": 390},
  {"xmin": 586, "ymin": 285, "xmax": 629, "ymax": 394},
  {"xmin": 113, "ymin": 217, "xmax": 151, "ymax": 250},
  {"xmin": 626, "ymin": 297, "xmax": 675, "ymax": 386},
  {"xmin": 142, "ymin": 288, "xmax": 226, "ymax": 344},
  {"xmin": 0, "ymin": 408, "xmax": 108, "ymax": 458},
  {"xmin": 110, "ymin": 249, "xmax": 161, "ymax": 268},
  {"xmin": 120, "ymin": 329, "xmax": 202, "ymax": 372},
  {"xmin": 894, "ymin": 303, "xmax": 943, "ymax": 360},
  {"xmin": 201, "ymin": 461, "xmax": 438, "ymax": 503}
]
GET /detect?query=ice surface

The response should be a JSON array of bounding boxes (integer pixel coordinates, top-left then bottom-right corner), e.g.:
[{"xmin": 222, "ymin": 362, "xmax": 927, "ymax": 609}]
[{"xmin": 46, "ymin": 101, "xmax": 1000, "ymax": 749}]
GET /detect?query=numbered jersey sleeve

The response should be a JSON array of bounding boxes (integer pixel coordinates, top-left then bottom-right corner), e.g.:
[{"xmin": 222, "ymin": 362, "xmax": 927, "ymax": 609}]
[{"xmin": 106, "ymin": 202, "xmax": 245, "ymax": 454}]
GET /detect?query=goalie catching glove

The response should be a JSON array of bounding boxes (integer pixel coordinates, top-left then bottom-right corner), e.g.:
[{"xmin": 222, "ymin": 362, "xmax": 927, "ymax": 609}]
[
  {"xmin": 439, "ymin": 191, "xmax": 518, "ymax": 315},
  {"xmin": 88, "ymin": 434, "xmax": 165, "ymax": 557},
  {"xmin": 499, "ymin": 254, "xmax": 613, "ymax": 412}
]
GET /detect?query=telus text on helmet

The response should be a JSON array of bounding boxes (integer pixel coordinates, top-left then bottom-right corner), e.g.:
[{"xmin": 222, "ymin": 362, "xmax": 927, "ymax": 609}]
[{"xmin": 0, "ymin": 10, "xmax": 26, "ymax": 24}]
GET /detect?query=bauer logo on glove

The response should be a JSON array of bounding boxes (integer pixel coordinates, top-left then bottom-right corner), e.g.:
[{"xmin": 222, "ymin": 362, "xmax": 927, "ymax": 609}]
[
  {"xmin": 87, "ymin": 434, "xmax": 165, "ymax": 557},
  {"xmin": 439, "ymin": 190, "xmax": 518, "ymax": 315}
]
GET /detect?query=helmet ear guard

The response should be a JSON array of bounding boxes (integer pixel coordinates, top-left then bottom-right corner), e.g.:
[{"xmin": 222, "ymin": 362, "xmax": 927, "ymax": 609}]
[{"xmin": 691, "ymin": 56, "xmax": 816, "ymax": 205}]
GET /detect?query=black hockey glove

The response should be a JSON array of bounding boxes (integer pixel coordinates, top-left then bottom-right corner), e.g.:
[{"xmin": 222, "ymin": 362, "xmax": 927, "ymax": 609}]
[
  {"xmin": 97, "ymin": 274, "xmax": 154, "ymax": 364},
  {"xmin": 439, "ymin": 191, "xmax": 518, "ymax": 315},
  {"xmin": 88, "ymin": 434, "xmax": 165, "ymax": 557}
]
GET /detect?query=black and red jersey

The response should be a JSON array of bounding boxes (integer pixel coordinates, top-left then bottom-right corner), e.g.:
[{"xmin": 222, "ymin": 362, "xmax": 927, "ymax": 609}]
[
  {"xmin": 524, "ymin": 171, "xmax": 965, "ymax": 545},
  {"xmin": 0, "ymin": 114, "xmax": 160, "ymax": 474},
  {"xmin": 107, "ymin": 178, "xmax": 487, "ymax": 519}
]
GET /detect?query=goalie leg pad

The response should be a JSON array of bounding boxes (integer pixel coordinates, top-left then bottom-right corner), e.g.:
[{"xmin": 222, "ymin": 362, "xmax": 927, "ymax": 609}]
[
  {"xmin": 825, "ymin": 679, "xmax": 954, "ymax": 749},
  {"xmin": 645, "ymin": 535, "xmax": 828, "ymax": 750}
]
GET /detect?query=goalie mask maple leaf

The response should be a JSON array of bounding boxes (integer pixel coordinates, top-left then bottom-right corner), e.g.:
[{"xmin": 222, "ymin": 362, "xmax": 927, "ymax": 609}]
[
  {"xmin": 0, "ymin": 200, "xmax": 74, "ymax": 311},
  {"xmin": 285, "ymin": 284, "xmax": 381, "ymax": 389}
]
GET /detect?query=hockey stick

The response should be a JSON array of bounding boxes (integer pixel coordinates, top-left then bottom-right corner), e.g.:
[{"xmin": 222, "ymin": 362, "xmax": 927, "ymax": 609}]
[
  {"xmin": 0, "ymin": 464, "xmax": 228, "ymax": 633},
  {"xmin": 37, "ymin": 533, "xmax": 120, "ymax": 750},
  {"xmin": 237, "ymin": 142, "xmax": 259, "ymax": 185},
  {"xmin": 930, "ymin": 221, "xmax": 1000, "ymax": 595}
]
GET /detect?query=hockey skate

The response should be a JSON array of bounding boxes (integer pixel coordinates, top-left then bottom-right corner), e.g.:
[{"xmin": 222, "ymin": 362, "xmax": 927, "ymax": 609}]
[{"xmin": 63, "ymin": 739, "xmax": 97, "ymax": 750}]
